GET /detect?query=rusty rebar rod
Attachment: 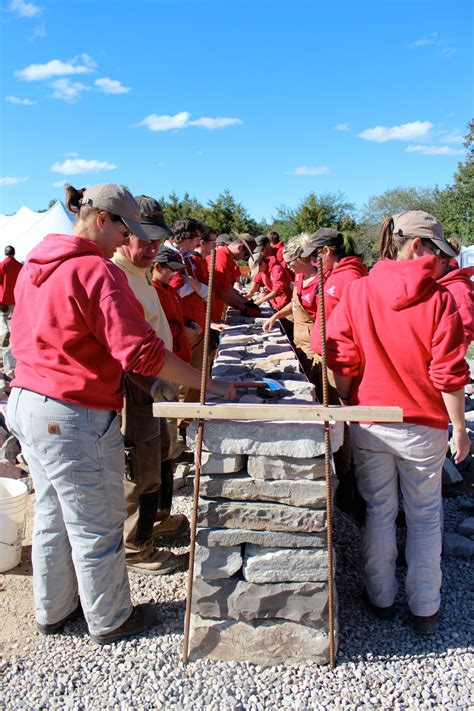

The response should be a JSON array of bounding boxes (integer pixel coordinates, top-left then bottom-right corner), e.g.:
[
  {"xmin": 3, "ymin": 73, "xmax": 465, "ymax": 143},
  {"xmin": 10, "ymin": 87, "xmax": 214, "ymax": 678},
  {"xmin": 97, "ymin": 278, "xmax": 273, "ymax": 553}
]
[
  {"xmin": 317, "ymin": 254, "xmax": 336, "ymax": 670},
  {"xmin": 182, "ymin": 246, "xmax": 217, "ymax": 664}
]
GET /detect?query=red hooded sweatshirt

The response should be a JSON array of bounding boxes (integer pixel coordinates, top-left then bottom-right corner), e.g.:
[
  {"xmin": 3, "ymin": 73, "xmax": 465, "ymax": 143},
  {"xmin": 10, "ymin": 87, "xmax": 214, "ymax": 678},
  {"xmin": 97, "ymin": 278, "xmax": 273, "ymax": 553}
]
[
  {"xmin": 253, "ymin": 256, "xmax": 293, "ymax": 311},
  {"xmin": 11, "ymin": 234, "xmax": 166, "ymax": 410},
  {"xmin": 326, "ymin": 255, "xmax": 469, "ymax": 429},
  {"xmin": 438, "ymin": 266, "xmax": 474, "ymax": 350},
  {"xmin": 311, "ymin": 256, "xmax": 368, "ymax": 355}
]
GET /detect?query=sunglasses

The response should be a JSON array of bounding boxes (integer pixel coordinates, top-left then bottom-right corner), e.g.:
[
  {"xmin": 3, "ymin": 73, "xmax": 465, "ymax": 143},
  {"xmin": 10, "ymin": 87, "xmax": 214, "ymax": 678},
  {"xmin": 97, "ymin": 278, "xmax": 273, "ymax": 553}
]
[
  {"xmin": 419, "ymin": 239, "xmax": 450, "ymax": 259},
  {"xmin": 109, "ymin": 213, "xmax": 133, "ymax": 238}
]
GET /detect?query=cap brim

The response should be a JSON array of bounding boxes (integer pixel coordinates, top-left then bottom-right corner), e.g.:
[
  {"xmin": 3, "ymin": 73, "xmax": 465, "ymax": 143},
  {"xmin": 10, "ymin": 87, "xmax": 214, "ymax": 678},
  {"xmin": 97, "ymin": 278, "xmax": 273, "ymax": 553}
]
[
  {"xmin": 432, "ymin": 237, "xmax": 457, "ymax": 259},
  {"xmin": 141, "ymin": 223, "xmax": 172, "ymax": 241},
  {"xmin": 300, "ymin": 247, "xmax": 315, "ymax": 258},
  {"xmin": 122, "ymin": 217, "xmax": 154, "ymax": 242}
]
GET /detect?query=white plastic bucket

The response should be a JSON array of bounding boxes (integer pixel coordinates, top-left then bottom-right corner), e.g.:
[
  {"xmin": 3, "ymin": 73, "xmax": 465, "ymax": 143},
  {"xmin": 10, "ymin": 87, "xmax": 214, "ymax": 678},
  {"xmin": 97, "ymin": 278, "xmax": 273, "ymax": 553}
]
[{"xmin": 0, "ymin": 477, "xmax": 28, "ymax": 572}]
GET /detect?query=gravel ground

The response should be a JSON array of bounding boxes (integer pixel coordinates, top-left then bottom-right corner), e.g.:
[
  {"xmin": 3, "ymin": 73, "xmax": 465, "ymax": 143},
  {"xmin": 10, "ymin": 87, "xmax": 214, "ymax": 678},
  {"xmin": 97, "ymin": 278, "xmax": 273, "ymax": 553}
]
[{"xmin": 1, "ymin": 484, "xmax": 473, "ymax": 710}]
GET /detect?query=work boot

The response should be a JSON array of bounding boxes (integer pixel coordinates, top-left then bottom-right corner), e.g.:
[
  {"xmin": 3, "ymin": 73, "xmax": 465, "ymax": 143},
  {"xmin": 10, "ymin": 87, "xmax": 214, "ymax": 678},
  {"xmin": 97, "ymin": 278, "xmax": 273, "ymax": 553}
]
[
  {"xmin": 90, "ymin": 604, "xmax": 158, "ymax": 645},
  {"xmin": 126, "ymin": 549, "xmax": 178, "ymax": 576},
  {"xmin": 153, "ymin": 514, "xmax": 190, "ymax": 539},
  {"xmin": 37, "ymin": 601, "xmax": 83, "ymax": 635},
  {"xmin": 411, "ymin": 610, "xmax": 439, "ymax": 635},
  {"xmin": 363, "ymin": 590, "xmax": 396, "ymax": 620}
]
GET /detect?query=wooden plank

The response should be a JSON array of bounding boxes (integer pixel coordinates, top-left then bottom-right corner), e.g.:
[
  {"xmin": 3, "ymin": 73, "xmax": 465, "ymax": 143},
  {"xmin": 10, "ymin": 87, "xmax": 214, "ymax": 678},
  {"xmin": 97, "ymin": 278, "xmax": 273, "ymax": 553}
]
[{"xmin": 153, "ymin": 402, "xmax": 403, "ymax": 423}]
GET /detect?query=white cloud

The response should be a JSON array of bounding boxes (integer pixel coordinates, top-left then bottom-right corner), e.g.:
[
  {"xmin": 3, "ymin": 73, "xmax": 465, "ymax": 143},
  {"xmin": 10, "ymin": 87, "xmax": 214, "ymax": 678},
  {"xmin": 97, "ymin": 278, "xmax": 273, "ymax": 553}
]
[
  {"xmin": 405, "ymin": 145, "xmax": 465, "ymax": 156},
  {"xmin": 0, "ymin": 176, "xmax": 29, "ymax": 186},
  {"xmin": 137, "ymin": 111, "xmax": 243, "ymax": 132},
  {"xmin": 15, "ymin": 54, "xmax": 95, "ymax": 81},
  {"xmin": 94, "ymin": 77, "xmax": 131, "ymax": 95},
  {"xmin": 4, "ymin": 95, "xmax": 37, "ymax": 105},
  {"xmin": 437, "ymin": 130, "xmax": 464, "ymax": 144},
  {"xmin": 286, "ymin": 165, "xmax": 330, "ymax": 176},
  {"xmin": 51, "ymin": 158, "xmax": 117, "ymax": 175},
  {"xmin": 358, "ymin": 121, "xmax": 433, "ymax": 143},
  {"xmin": 188, "ymin": 116, "xmax": 243, "ymax": 129},
  {"xmin": 65, "ymin": 151, "xmax": 78, "ymax": 158},
  {"xmin": 29, "ymin": 23, "xmax": 46, "ymax": 40},
  {"xmin": 52, "ymin": 180, "xmax": 67, "ymax": 188},
  {"xmin": 335, "ymin": 123, "xmax": 349, "ymax": 132},
  {"xmin": 409, "ymin": 32, "xmax": 455, "ymax": 57},
  {"xmin": 49, "ymin": 79, "xmax": 89, "ymax": 102},
  {"xmin": 9, "ymin": 0, "xmax": 41, "ymax": 18}
]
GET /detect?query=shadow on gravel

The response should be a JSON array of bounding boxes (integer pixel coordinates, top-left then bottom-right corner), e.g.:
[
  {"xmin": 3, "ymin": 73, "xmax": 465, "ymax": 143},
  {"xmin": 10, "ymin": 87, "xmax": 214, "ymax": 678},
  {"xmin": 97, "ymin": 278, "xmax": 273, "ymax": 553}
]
[{"xmin": 334, "ymin": 507, "xmax": 473, "ymax": 664}]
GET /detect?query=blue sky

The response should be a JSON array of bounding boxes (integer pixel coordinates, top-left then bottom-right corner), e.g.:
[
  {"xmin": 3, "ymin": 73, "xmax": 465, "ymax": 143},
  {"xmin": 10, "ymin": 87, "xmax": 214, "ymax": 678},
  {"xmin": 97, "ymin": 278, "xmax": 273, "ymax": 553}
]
[{"xmin": 0, "ymin": 0, "xmax": 472, "ymax": 222}]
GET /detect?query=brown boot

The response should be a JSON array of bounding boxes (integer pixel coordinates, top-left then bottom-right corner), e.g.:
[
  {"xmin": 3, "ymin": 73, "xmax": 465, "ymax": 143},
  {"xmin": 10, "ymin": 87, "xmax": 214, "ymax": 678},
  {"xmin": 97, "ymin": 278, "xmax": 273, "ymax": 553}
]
[
  {"xmin": 126, "ymin": 549, "xmax": 178, "ymax": 576},
  {"xmin": 90, "ymin": 604, "xmax": 157, "ymax": 645}
]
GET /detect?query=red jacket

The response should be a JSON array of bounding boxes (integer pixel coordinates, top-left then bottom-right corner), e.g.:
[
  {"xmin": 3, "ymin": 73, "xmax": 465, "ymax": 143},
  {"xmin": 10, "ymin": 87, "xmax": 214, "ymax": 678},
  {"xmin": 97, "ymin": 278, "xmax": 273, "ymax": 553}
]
[
  {"xmin": 208, "ymin": 245, "xmax": 240, "ymax": 321},
  {"xmin": 326, "ymin": 256, "xmax": 469, "ymax": 429},
  {"xmin": 311, "ymin": 256, "xmax": 367, "ymax": 355},
  {"xmin": 11, "ymin": 234, "xmax": 166, "ymax": 410},
  {"xmin": 152, "ymin": 281, "xmax": 192, "ymax": 363},
  {"xmin": 0, "ymin": 256, "xmax": 22, "ymax": 305},
  {"xmin": 253, "ymin": 257, "xmax": 293, "ymax": 311},
  {"xmin": 438, "ymin": 266, "xmax": 474, "ymax": 349},
  {"xmin": 167, "ymin": 249, "xmax": 206, "ymax": 330}
]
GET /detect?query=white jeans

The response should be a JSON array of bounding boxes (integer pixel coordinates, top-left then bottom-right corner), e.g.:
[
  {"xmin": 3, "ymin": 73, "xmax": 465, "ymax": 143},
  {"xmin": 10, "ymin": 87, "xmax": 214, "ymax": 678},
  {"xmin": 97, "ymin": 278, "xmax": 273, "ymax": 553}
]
[
  {"xmin": 351, "ymin": 422, "xmax": 447, "ymax": 617},
  {"xmin": 7, "ymin": 388, "xmax": 133, "ymax": 634}
]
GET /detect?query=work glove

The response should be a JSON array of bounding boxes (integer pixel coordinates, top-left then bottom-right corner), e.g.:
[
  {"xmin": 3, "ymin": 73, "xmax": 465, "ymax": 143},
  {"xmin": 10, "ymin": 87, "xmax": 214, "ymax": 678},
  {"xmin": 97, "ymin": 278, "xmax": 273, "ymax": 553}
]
[{"xmin": 242, "ymin": 299, "xmax": 261, "ymax": 318}]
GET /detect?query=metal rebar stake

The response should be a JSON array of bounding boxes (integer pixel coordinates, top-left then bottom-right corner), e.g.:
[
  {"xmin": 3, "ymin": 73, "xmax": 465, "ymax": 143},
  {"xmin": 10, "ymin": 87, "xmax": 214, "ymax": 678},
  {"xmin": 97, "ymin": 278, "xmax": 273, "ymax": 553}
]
[
  {"xmin": 317, "ymin": 254, "xmax": 336, "ymax": 670},
  {"xmin": 182, "ymin": 247, "xmax": 217, "ymax": 664}
]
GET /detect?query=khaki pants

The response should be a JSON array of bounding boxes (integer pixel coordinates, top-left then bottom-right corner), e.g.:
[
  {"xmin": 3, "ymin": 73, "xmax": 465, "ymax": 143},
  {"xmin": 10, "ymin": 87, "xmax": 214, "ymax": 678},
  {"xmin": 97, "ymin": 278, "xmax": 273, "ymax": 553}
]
[{"xmin": 121, "ymin": 377, "xmax": 172, "ymax": 561}]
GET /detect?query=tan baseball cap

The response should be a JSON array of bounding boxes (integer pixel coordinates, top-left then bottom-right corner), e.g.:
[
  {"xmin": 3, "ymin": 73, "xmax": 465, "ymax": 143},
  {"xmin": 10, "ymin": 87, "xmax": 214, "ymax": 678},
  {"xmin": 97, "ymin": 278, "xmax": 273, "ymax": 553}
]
[
  {"xmin": 80, "ymin": 184, "xmax": 149, "ymax": 242},
  {"xmin": 393, "ymin": 211, "xmax": 457, "ymax": 258}
]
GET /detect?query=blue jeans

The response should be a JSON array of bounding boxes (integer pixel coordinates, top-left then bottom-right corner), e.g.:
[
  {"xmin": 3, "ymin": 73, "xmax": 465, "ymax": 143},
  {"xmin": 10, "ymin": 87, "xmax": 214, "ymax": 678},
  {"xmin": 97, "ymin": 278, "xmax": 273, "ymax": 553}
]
[{"xmin": 7, "ymin": 388, "xmax": 132, "ymax": 635}]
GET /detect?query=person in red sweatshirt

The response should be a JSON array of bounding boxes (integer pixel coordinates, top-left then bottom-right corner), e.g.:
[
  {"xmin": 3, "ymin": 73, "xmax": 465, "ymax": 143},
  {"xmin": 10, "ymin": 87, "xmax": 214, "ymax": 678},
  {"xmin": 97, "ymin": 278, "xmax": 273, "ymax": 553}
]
[
  {"xmin": 6, "ymin": 183, "xmax": 234, "ymax": 646},
  {"xmin": 0, "ymin": 246, "xmax": 23, "ymax": 372},
  {"xmin": 435, "ymin": 243, "xmax": 474, "ymax": 350},
  {"xmin": 246, "ymin": 236, "xmax": 293, "ymax": 311},
  {"xmin": 326, "ymin": 210, "xmax": 470, "ymax": 636}
]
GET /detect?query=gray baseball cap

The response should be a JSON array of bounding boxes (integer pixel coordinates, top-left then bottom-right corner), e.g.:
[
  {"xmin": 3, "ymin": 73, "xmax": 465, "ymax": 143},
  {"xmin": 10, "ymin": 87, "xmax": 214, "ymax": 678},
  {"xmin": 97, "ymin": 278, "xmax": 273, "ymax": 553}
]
[
  {"xmin": 134, "ymin": 195, "xmax": 172, "ymax": 241},
  {"xmin": 300, "ymin": 228, "xmax": 342, "ymax": 258},
  {"xmin": 79, "ymin": 184, "xmax": 149, "ymax": 242},
  {"xmin": 392, "ymin": 211, "xmax": 457, "ymax": 258}
]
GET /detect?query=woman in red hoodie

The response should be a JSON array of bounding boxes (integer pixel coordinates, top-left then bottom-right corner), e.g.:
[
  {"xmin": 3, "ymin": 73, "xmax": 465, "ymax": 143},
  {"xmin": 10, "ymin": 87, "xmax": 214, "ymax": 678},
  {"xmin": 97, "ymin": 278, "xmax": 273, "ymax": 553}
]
[
  {"xmin": 326, "ymin": 210, "xmax": 470, "ymax": 635},
  {"xmin": 6, "ymin": 183, "xmax": 233, "ymax": 646}
]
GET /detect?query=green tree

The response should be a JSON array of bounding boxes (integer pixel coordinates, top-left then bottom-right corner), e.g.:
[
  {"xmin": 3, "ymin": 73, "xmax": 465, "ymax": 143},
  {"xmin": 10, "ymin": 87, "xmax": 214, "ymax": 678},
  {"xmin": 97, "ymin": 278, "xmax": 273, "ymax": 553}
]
[
  {"xmin": 158, "ymin": 191, "xmax": 206, "ymax": 227},
  {"xmin": 205, "ymin": 190, "xmax": 259, "ymax": 235},
  {"xmin": 436, "ymin": 120, "xmax": 473, "ymax": 244},
  {"xmin": 360, "ymin": 186, "xmax": 442, "ymax": 226},
  {"xmin": 270, "ymin": 192, "xmax": 356, "ymax": 243}
]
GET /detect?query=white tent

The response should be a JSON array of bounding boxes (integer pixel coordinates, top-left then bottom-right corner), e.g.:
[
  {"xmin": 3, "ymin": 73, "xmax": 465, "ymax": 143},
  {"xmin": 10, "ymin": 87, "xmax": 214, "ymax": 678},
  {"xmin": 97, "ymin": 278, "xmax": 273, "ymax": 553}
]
[{"xmin": 0, "ymin": 201, "xmax": 75, "ymax": 262}]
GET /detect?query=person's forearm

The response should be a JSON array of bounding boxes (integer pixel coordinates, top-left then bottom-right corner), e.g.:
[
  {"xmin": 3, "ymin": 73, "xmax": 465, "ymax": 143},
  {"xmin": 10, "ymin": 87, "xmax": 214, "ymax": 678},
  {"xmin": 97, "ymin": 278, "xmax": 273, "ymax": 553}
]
[
  {"xmin": 441, "ymin": 388, "xmax": 466, "ymax": 428},
  {"xmin": 158, "ymin": 349, "xmax": 207, "ymax": 392},
  {"xmin": 255, "ymin": 289, "xmax": 277, "ymax": 305},
  {"xmin": 273, "ymin": 302, "xmax": 293, "ymax": 320},
  {"xmin": 222, "ymin": 287, "xmax": 247, "ymax": 310},
  {"xmin": 332, "ymin": 374, "xmax": 353, "ymax": 402},
  {"xmin": 245, "ymin": 282, "xmax": 259, "ymax": 299}
]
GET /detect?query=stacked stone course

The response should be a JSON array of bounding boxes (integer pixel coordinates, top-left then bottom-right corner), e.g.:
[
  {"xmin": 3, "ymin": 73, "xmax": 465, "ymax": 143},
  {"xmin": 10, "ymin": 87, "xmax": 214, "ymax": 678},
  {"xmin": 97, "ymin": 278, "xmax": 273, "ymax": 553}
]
[{"xmin": 187, "ymin": 309, "xmax": 342, "ymax": 665}]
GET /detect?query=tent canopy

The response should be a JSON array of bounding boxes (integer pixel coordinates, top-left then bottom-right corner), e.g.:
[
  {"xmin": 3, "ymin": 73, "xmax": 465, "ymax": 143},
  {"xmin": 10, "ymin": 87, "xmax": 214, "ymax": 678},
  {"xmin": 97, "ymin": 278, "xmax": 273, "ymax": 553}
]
[{"xmin": 0, "ymin": 201, "xmax": 75, "ymax": 262}]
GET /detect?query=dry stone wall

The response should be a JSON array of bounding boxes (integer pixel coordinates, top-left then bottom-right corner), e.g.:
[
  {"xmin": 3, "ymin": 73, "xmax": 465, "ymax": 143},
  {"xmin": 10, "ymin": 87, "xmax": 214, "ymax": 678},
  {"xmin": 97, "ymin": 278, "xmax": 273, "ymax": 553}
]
[{"xmin": 187, "ymin": 308, "xmax": 342, "ymax": 665}]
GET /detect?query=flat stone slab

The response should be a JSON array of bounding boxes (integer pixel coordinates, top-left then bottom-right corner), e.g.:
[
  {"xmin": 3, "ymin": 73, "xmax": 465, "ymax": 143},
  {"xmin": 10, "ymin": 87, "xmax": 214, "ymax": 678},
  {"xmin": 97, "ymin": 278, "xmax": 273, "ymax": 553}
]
[
  {"xmin": 200, "ymin": 452, "xmax": 246, "ymax": 474},
  {"xmin": 189, "ymin": 615, "xmax": 330, "ymax": 664},
  {"xmin": 247, "ymin": 455, "xmax": 326, "ymax": 481},
  {"xmin": 196, "ymin": 527, "xmax": 326, "ymax": 548},
  {"xmin": 197, "ymin": 500, "xmax": 326, "ymax": 532},
  {"xmin": 243, "ymin": 545, "xmax": 328, "ymax": 583},
  {"xmin": 457, "ymin": 517, "xmax": 474, "ymax": 539},
  {"xmin": 200, "ymin": 473, "xmax": 326, "ymax": 509},
  {"xmin": 187, "ymin": 420, "xmax": 343, "ymax": 457},
  {"xmin": 194, "ymin": 544, "xmax": 242, "ymax": 579},
  {"xmin": 192, "ymin": 579, "xmax": 328, "ymax": 623},
  {"xmin": 443, "ymin": 532, "xmax": 474, "ymax": 557}
]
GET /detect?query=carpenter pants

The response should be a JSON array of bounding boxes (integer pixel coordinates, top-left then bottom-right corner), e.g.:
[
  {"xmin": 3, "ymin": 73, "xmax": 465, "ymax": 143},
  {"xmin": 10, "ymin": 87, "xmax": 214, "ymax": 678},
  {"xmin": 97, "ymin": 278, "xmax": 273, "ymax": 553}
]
[
  {"xmin": 351, "ymin": 422, "xmax": 447, "ymax": 617},
  {"xmin": 6, "ymin": 387, "xmax": 132, "ymax": 635},
  {"xmin": 121, "ymin": 377, "xmax": 172, "ymax": 561}
]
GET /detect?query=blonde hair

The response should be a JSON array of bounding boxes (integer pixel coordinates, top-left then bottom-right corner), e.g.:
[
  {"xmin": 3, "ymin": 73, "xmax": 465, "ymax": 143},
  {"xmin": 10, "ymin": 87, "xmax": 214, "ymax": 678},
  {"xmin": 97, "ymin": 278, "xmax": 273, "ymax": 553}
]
[{"xmin": 283, "ymin": 232, "xmax": 312, "ymax": 263}]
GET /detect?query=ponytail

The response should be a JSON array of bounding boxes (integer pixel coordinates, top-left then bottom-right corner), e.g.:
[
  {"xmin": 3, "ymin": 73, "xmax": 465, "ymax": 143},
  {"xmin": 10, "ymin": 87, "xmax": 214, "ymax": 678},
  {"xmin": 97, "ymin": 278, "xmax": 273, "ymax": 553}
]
[{"xmin": 64, "ymin": 184, "xmax": 86, "ymax": 214}]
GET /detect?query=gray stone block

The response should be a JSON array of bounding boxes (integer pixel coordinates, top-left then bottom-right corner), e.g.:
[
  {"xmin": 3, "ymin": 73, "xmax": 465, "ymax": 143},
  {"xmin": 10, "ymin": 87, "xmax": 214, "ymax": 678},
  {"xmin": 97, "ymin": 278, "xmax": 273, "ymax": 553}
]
[
  {"xmin": 189, "ymin": 615, "xmax": 330, "ymax": 664},
  {"xmin": 191, "ymin": 578, "xmax": 328, "ymax": 623},
  {"xmin": 200, "ymin": 452, "xmax": 246, "ymax": 474},
  {"xmin": 242, "ymin": 545, "xmax": 328, "ymax": 583},
  {"xmin": 196, "ymin": 527, "xmax": 326, "ymax": 548},
  {"xmin": 457, "ymin": 516, "xmax": 474, "ymax": 539},
  {"xmin": 200, "ymin": 473, "xmax": 326, "ymax": 509},
  {"xmin": 443, "ymin": 532, "xmax": 474, "ymax": 557},
  {"xmin": 194, "ymin": 543, "xmax": 242, "ymax": 579},
  {"xmin": 247, "ymin": 454, "xmax": 326, "ymax": 481},
  {"xmin": 187, "ymin": 420, "xmax": 343, "ymax": 457},
  {"xmin": 197, "ymin": 500, "xmax": 326, "ymax": 532}
]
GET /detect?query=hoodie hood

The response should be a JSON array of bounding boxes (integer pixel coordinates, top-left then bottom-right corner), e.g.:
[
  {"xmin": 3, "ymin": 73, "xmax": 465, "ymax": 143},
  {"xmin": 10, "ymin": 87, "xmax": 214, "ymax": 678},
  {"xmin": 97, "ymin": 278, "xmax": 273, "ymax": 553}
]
[
  {"xmin": 369, "ymin": 255, "xmax": 439, "ymax": 311},
  {"xmin": 25, "ymin": 234, "xmax": 103, "ymax": 286},
  {"xmin": 332, "ymin": 256, "xmax": 368, "ymax": 278},
  {"xmin": 438, "ymin": 265, "xmax": 474, "ymax": 290}
]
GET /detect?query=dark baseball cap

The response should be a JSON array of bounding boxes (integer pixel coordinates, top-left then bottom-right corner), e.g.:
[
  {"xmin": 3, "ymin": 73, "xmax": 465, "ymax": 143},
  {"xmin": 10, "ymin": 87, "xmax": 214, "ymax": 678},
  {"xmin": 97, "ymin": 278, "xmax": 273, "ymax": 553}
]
[
  {"xmin": 216, "ymin": 233, "xmax": 233, "ymax": 245},
  {"xmin": 153, "ymin": 246, "xmax": 185, "ymax": 271},
  {"xmin": 134, "ymin": 195, "xmax": 172, "ymax": 241},
  {"xmin": 300, "ymin": 228, "xmax": 342, "ymax": 258}
]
